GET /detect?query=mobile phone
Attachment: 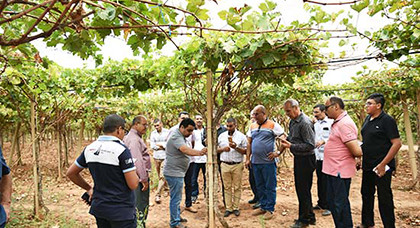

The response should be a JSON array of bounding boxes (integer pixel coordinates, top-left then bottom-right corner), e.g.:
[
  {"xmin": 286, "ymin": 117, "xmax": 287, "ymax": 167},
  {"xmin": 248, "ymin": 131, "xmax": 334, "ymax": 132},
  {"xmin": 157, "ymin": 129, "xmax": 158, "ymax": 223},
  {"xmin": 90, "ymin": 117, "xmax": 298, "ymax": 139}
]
[
  {"xmin": 228, "ymin": 137, "xmax": 233, "ymax": 143},
  {"xmin": 81, "ymin": 192, "xmax": 92, "ymax": 206}
]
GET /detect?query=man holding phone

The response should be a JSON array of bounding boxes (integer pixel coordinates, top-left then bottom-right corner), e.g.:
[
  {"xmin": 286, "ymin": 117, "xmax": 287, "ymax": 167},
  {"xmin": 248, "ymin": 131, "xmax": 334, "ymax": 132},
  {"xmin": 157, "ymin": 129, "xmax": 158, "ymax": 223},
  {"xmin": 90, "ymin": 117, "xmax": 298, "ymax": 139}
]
[{"xmin": 217, "ymin": 118, "xmax": 247, "ymax": 217}]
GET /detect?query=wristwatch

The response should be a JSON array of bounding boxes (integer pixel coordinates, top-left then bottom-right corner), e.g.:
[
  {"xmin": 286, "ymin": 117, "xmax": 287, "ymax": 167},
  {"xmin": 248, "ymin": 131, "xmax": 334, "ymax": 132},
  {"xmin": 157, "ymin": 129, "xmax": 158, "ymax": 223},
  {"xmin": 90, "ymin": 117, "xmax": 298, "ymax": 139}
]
[{"xmin": 276, "ymin": 151, "xmax": 281, "ymax": 155}]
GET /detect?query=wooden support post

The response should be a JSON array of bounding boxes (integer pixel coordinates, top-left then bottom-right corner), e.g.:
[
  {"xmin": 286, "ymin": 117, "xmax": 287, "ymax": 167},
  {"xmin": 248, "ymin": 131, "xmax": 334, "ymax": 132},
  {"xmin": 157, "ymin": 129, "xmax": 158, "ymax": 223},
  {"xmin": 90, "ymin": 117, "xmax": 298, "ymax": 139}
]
[
  {"xmin": 31, "ymin": 98, "xmax": 40, "ymax": 216},
  {"xmin": 206, "ymin": 71, "xmax": 215, "ymax": 228},
  {"xmin": 402, "ymin": 96, "xmax": 418, "ymax": 184}
]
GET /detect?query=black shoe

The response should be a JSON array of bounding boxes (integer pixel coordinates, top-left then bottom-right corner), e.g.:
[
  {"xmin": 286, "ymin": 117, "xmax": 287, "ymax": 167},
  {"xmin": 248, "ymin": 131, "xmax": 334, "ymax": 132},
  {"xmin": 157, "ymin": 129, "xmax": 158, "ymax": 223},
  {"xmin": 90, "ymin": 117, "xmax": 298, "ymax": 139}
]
[
  {"xmin": 290, "ymin": 220, "xmax": 309, "ymax": 228},
  {"xmin": 224, "ymin": 210, "xmax": 232, "ymax": 217},
  {"xmin": 248, "ymin": 198, "xmax": 258, "ymax": 204},
  {"xmin": 180, "ymin": 217, "xmax": 187, "ymax": 223},
  {"xmin": 252, "ymin": 202, "xmax": 261, "ymax": 209},
  {"xmin": 308, "ymin": 218, "xmax": 316, "ymax": 225},
  {"xmin": 233, "ymin": 210, "xmax": 240, "ymax": 216}
]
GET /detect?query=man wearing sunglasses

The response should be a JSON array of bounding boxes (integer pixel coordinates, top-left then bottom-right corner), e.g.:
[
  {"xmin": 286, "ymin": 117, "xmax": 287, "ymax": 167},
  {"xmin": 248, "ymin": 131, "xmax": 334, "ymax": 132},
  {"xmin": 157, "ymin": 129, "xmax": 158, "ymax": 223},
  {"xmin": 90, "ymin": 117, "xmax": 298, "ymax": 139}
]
[
  {"xmin": 246, "ymin": 105, "xmax": 285, "ymax": 221},
  {"xmin": 323, "ymin": 96, "xmax": 362, "ymax": 228},
  {"xmin": 164, "ymin": 118, "xmax": 207, "ymax": 228}
]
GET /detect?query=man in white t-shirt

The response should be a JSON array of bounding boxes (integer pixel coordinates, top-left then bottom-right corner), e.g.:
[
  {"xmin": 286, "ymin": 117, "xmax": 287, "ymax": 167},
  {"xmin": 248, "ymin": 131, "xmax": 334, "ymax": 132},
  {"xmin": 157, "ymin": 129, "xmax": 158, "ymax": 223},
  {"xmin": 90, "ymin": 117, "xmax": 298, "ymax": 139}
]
[{"xmin": 191, "ymin": 115, "xmax": 206, "ymax": 203}]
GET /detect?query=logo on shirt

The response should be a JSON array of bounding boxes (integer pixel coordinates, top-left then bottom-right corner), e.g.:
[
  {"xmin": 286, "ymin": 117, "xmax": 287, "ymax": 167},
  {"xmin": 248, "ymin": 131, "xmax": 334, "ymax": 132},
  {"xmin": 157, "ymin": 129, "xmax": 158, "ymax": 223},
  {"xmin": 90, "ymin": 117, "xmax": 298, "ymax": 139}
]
[
  {"xmin": 125, "ymin": 158, "xmax": 133, "ymax": 165},
  {"xmin": 93, "ymin": 145, "xmax": 102, "ymax": 156}
]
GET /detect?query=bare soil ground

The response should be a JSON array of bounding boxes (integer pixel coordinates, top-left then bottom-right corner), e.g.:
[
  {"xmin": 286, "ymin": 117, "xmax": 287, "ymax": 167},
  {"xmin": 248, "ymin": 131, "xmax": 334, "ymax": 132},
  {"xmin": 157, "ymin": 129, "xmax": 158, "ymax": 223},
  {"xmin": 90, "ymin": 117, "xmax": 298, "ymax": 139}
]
[{"xmin": 4, "ymin": 141, "xmax": 420, "ymax": 228}]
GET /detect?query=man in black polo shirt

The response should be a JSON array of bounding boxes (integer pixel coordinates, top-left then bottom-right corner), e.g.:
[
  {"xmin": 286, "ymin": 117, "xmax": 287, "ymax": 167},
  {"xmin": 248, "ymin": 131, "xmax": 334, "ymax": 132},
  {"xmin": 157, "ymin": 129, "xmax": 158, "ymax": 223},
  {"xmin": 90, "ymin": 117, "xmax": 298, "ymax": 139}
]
[
  {"xmin": 360, "ymin": 93, "xmax": 402, "ymax": 228},
  {"xmin": 67, "ymin": 114, "xmax": 139, "ymax": 227}
]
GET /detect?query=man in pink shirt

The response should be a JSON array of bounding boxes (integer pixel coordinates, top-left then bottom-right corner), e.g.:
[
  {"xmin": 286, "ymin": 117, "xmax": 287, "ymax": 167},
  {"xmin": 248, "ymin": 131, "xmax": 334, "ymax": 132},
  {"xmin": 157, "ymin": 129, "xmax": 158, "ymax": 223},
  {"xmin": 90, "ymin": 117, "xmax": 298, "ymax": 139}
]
[
  {"xmin": 124, "ymin": 115, "xmax": 151, "ymax": 227},
  {"xmin": 323, "ymin": 97, "xmax": 362, "ymax": 228}
]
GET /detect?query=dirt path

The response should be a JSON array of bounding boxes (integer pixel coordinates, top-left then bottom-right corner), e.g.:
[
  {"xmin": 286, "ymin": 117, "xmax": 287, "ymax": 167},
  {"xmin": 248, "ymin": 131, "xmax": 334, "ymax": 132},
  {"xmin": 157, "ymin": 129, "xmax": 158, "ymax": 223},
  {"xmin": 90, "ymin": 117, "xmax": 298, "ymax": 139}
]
[{"xmin": 6, "ymin": 141, "xmax": 420, "ymax": 227}]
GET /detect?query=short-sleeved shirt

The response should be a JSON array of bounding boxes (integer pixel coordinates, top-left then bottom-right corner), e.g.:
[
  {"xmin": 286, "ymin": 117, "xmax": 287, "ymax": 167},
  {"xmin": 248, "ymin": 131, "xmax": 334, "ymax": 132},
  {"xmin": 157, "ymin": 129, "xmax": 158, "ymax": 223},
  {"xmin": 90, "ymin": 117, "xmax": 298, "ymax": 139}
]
[
  {"xmin": 247, "ymin": 119, "xmax": 284, "ymax": 164},
  {"xmin": 218, "ymin": 130, "xmax": 248, "ymax": 163},
  {"xmin": 75, "ymin": 135, "xmax": 136, "ymax": 221},
  {"xmin": 0, "ymin": 147, "xmax": 11, "ymax": 226},
  {"xmin": 287, "ymin": 113, "xmax": 316, "ymax": 156},
  {"xmin": 314, "ymin": 117, "xmax": 333, "ymax": 160},
  {"xmin": 192, "ymin": 128, "xmax": 206, "ymax": 163},
  {"xmin": 323, "ymin": 112, "xmax": 358, "ymax": 178},
  {"xmin": 150, "ymin": 128, "xmax": 170, "ymax": 160},
  {"xmin": 361, "ymin": 111, "xmax": 400, "ymax": 171},
  {"xmin": 163, "ymin": 129, "xmax": 190, "ymax": 177}
]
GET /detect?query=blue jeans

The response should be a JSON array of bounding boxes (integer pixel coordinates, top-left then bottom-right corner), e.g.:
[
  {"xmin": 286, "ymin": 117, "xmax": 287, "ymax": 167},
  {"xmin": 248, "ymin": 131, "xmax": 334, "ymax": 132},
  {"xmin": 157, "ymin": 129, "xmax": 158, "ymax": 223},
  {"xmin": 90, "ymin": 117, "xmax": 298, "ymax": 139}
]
[
  {"xmin": 252, "ymin": 163, "xmax": 277, "ymax": 212},
  {"xmin": 326, "ymin": 174, "xmax": 353, "ymax": 228},
  {"xmin": 165, "ymin": 175, "xmax": 184, "ymax": 227}
]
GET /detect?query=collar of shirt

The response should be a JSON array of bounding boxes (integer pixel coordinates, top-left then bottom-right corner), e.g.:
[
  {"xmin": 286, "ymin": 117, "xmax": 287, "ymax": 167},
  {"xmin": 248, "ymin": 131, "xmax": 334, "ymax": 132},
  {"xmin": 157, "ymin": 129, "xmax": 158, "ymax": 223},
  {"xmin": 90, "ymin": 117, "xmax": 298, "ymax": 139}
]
[
  {"xmin": 129, "ymin": 128, "xmax": 143, "ymax": 138},
  {"xmin": 333, "ymin": 111, "xmax": 348, "ymax": 124},
  {"xmin": 97, "ymin": 135, "xmax": 123, "ymax": 143},
  {"xmin": 318, "ymin": 116, "xmax": 329, "ymax": 124},
  {"xmin": 368, "ymin": 110, "xmax": 385, "ymax": 122},
  {"xmin": 292, "ymin": 112, "xmax": 304, "ymax": 123}
]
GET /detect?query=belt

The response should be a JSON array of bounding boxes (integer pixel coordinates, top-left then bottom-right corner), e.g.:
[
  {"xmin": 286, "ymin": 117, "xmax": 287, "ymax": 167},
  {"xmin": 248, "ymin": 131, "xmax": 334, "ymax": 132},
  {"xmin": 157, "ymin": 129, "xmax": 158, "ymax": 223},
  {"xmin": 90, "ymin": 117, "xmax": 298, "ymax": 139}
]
[{"xmin": 222, "ymin": 161, "xmax": 242, "ymax": 165}]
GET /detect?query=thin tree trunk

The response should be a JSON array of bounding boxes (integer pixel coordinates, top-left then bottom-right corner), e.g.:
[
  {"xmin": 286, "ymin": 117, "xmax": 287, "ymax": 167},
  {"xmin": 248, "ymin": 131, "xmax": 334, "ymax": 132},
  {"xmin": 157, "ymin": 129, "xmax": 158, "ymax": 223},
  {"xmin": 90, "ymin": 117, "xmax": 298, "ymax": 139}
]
[
  {"xmin": 77, "ymin": 121, "xmax": 85, "ymax": 155},
  {"xmin": 16, "ymin": 131, "xmax": 23, "ymax": 165},
  {"xmin": 8, "ymin": 122, "xmax": 21, "ymax": 164},
  {"xmin": 63, "ymin": 128, "xmax": 69, "ymax": 167},
  {"xmin": 0, "ymin": 131, "xmax": 3, "ymax": 147},
  {"xmin": 56, "ymin": 124, "xmax": 63, "ymax": 179},
  {"xmin": 402, "ymin": 96, "xmax": 418, "ymax": 186}
]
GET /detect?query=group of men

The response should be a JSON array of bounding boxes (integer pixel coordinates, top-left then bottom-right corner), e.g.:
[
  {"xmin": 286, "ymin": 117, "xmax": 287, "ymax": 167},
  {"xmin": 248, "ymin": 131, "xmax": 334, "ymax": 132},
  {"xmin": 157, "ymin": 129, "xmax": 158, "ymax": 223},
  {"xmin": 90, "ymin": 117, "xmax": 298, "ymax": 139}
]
[{"xmin": 67, "ymin": 92, "xmax": 401, "ymax": 228}]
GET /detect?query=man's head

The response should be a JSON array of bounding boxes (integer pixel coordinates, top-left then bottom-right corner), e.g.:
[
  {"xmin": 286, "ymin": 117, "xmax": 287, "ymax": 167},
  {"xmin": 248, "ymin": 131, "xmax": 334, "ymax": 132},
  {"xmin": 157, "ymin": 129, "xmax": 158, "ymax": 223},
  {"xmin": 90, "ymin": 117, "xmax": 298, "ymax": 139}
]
[
  {"xmin": 226, "ymin": 117, "xmax": 237, "ymax": 135},
  {"xmin": 132, "ymin": 115, "xmax": 148, "ymax": 135},
  {"xmin": 195, "ymin": 115, "xmax": 203, "ymax": 128},
  {"xmin": 179, "ymin": 118, "xmax": 196, "ymax": 137},
  {"xmin": 153, "ymin": 118, "xmax": 163, "ymax": 132},
  {"xmin": 103, "ymin": 114, "xmax": 126, "ymax": 140},
  {"xmin": 313, "ymin": 104, "xmax": 327, "ymax": 120},
  {"xmin": 365, "ymin": 93, "xmax": 385, "ymax": 115},
  {"xmin": 324, "ymin": 96, "xmax": 345, "ymax": 120},
  {"xmin": 178, "ymin": 111, "xmax": 190, "ymax": 123},
  {"xmin": 252, "ymin": 105, "xmax": 267, "ymax": 124},
  {"xmin": 283, "ymin": 99, "xmax": 301, "ymax": 120}
]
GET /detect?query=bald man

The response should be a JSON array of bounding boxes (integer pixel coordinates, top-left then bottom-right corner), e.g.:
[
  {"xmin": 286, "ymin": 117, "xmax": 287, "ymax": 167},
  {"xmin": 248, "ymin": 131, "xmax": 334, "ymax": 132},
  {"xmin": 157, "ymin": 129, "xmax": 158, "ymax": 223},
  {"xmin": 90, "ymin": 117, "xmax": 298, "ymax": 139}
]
[{"xmin": 124, "ymin": 115, "xmax": 151, "ymax": 227}]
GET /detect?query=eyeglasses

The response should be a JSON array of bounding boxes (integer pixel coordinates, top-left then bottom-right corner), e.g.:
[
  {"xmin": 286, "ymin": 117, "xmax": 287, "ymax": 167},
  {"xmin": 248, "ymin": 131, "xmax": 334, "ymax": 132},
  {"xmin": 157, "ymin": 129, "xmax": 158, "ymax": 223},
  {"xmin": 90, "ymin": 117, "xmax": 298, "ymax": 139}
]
[
  {"xmin": 365, "ymin": 102, "xmax": 377, "ymax": 106},
  {"xmin": 121, "ymin": 126, "xmax": 128, "ymax": 134},
  {"xmin": 325, "ymin": 103, "xmax": 336, "ymax": 110}
]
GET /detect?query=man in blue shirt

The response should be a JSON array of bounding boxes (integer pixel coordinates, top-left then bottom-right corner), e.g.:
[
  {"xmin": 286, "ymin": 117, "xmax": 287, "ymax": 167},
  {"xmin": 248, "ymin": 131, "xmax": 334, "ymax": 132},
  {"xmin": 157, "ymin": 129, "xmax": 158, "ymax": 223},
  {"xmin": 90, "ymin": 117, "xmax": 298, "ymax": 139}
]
[
  {"xmin": 66, "ymin": 114, "xmax": 139, "ymax": 227},
  {"xmin": 0, "ymin": 146, "xmax": 12, "ymax": 228}
]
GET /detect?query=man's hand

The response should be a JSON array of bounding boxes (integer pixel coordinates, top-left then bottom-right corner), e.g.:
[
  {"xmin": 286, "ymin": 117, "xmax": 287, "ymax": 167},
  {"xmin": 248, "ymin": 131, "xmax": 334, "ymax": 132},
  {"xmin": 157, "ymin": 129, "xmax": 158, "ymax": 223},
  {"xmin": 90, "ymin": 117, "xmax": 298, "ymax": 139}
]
[
  {"xmin": 222, "ymin": 146, "xmax": 230, "ymax": 152},
  {"xmin": 355, "ymin": 157, "xmax": 362, "ymax": 171},
  {"xmin": 158, "ymin": 145, "xmax": 165, "ymax": 150},
  {"xmin": 374, "ymin": 163, "xmax": 386, "ymax": 177},
  {"xmin": 229, "ymin": 142, "xmax": 237, "ymax": 149},
  {"xmin": 315, "ymin": 140, "xmax": 325, "ymax": 148},
  {"xmin": 245, "ymin": 159, "xmax": 251, "ymax": 169},
  {"xmin": 141, "ymin": 181, "xmax": 149, "ymax": 191},
  {"xmin": 280, "ymin": 139, "xmax": 292, "ymax": 149},
  {"xmin": 267, "ymin": 152, "xmax": 279, "ymax": 160},
  {"xmin": 87, "ymin": 187, "xmax": 93, "ymax": 202},
  {"xmin": 200, "ymin": 148, "xmax": 208, "ymax": 156}
]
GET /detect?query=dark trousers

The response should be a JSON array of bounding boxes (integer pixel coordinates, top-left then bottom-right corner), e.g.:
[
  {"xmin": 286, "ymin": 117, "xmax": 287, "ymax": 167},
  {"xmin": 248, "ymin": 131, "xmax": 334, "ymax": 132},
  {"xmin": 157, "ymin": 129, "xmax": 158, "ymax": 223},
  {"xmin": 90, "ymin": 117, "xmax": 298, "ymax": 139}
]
[
  {"xmin": 249, "ymin": 165, "xmax": 259, "ymax": 201},
  {"xmin": 135, "ymin": 181, "xmax": 150, "ymax": 227},
  {"xmin": 294, "ymin": 154, "xmax": 316, "ymax": 224},
  {"xmin": 361, "ymin": 170, "xmax": 395, "ymax": 228},
  {"xmin": 315, "ymin": 160, "xmax": 328, "ymax": 209},
  {"xmin": 184, "ymin": 163, "xmax": 194, "ymax": 207},
  {"xmin": 192, "ymin": 163, "xmax": 206, "ymax": 197},
  {"xmin": 326, "ymin": 174, "xmax": 353, "ymax": 228},
  {"xmin": 95, "ymin": 216, "xmax": 137, "ymax": 228}
]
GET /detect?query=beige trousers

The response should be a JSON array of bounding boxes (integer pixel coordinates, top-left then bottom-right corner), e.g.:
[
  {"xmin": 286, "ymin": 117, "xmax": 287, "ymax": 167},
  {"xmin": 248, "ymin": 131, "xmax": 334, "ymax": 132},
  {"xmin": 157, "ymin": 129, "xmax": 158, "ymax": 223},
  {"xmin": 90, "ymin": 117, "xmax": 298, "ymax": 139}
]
[{"xmin": 221, "ymin": 162, "xmax": 244, "ymax": 211}]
